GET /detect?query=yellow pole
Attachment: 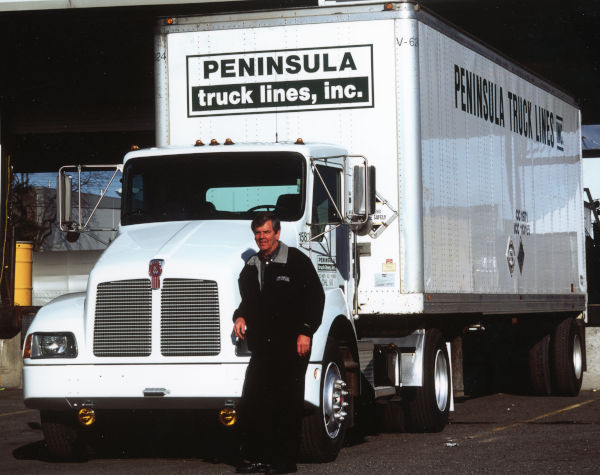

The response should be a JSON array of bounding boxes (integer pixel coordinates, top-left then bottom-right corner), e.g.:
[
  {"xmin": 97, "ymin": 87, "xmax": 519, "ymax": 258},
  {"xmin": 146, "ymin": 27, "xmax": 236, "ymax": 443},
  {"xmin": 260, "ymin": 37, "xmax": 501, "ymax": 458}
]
[{"xmin": 14, "ymin": 242, "xmax": 33, "ymax": 306}]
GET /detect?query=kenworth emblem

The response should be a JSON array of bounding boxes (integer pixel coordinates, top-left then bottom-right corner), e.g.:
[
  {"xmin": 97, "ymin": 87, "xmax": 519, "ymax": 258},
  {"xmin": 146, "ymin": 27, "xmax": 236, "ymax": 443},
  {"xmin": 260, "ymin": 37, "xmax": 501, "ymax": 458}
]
[{"xmin": 149, "ymin": 259, "xmax": 164, "ymax": 290}]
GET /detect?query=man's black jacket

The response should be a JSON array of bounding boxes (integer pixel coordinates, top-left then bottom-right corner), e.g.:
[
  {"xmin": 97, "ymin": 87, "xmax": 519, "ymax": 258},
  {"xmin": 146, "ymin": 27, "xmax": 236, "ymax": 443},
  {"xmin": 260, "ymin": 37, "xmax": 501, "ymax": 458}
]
[{"xmin": 233, "ymin": 243, "xmax": 325, "ymax": 353}]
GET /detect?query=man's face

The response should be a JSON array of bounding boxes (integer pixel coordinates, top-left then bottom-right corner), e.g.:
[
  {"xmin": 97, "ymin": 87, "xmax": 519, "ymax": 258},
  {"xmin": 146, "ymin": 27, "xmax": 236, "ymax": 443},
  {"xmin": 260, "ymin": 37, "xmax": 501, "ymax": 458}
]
[{"xmin": 254, "ymin": 220, "xmax": 281, "ymax": 255}]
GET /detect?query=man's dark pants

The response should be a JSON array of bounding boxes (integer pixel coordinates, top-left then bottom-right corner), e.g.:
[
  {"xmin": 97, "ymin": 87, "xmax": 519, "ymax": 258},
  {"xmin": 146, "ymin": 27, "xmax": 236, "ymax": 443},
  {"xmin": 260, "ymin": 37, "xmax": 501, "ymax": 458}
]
[{"xmin": 239, "ymin": 343, "xmax": 308, "ymax": 467}]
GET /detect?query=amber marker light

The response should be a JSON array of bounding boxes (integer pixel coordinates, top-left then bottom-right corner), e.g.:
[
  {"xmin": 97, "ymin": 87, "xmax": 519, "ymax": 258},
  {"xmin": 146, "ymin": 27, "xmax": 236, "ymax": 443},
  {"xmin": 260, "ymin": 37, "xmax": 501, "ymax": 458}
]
[
  {"xmin": 130, "ymin": 145, "xmax": 140, "ymax": 151},
  {"xmin": 78, "ymin": 408, "xmax": 96, "ymax": 426},
  {"xmin": 210, "ymin": 139, "xmax": 219, "ymax": 146},
  {"xmin": 314, "ymin": 368, "xmax": 320, "ymax": 379},
  {"xmin": 195, "ymin": 139, "xmax": 205, "ymax": 146},
  {"xmin": 384, "ymin": 3, "xmax": 394, "ymax": 10},
  {"xmin": 295, "ymin": 138, "xmax": 304, "ymax": 145},
  {"xmin": 23, "ymin": 334, "xmax": 32, "ymax": 359},
  {"xmin": 219, "ymin": 407, "xmax": 237, "ymax": 426},
  {"xmin": 167, "ymin": 17, "xmax": 175, "ymax": 25},
  {"xmin": 224, "ymin": 138, "xmax": 235, "ymax": 145}
]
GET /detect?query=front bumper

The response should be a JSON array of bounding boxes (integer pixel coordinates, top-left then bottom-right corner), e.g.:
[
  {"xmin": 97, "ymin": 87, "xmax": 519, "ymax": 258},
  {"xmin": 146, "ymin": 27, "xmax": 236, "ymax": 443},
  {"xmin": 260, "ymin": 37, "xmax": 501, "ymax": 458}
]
[{"xmin": 24, "ymin": 362, "xmax": 323, "ymax": 410}]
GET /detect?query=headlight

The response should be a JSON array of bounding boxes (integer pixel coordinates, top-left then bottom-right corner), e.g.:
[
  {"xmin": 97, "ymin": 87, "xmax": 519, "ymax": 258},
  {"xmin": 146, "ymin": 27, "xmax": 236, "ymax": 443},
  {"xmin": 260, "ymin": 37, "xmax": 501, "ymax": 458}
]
[{"xmin": 23, "ymin": 333, "xmax": 78, "ymax": 359}]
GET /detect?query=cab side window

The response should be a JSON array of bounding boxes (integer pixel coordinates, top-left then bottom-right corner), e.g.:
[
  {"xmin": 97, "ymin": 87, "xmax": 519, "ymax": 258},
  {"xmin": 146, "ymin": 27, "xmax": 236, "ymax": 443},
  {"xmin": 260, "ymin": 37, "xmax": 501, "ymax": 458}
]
[{"xmin": 311, "ymin": 165, "xmax": 342, "ymax": 241}]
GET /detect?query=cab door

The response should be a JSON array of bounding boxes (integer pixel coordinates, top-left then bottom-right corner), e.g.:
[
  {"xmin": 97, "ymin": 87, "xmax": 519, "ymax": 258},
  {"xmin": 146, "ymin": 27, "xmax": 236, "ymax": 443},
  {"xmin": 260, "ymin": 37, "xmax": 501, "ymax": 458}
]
[{"xmin": 309, "ymin": 163, "xmax": 350, "ymax": 293}]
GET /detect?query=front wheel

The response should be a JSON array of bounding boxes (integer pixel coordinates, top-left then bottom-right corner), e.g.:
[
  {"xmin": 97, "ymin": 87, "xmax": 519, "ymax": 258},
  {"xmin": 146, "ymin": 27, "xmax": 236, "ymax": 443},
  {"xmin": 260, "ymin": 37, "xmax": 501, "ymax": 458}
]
[
  {"xmin": 299, "ymin": 339, "xmax": 350, "ymax": 462},
  {"xmin": 41, "ymin": 411, "xmax": 87, "ymax": 460},
  {"xmin": 404, "ymin": 328, "xmax": 451, "ymax": 432}
]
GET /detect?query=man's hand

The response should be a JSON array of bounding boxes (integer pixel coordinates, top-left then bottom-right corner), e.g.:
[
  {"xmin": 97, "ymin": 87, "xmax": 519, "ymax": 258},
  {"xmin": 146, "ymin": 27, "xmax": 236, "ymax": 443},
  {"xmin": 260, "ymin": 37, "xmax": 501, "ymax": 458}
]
[
  {"xmin": 234, "ymin": 317, "xmax": 246, "ymax": 340},
  {"xmin": 297, "ymin": 334, "xmax": 311, "ymax": 357}
]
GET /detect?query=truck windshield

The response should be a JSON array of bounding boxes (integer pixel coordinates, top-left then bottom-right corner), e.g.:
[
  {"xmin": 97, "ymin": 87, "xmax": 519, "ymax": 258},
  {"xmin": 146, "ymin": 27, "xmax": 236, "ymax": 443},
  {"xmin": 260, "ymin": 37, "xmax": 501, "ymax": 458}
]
[{"xmin": 121, "ymin": 152, "xmax": 305, "ymax": 225}]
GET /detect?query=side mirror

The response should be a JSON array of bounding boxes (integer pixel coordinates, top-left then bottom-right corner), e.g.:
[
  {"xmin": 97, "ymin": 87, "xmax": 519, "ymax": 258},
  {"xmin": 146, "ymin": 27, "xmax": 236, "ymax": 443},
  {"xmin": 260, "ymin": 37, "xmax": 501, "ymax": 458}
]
[
  {"xmin": 352, "ymin": 165, "xmax": 376, "ymax": 218},
  {"xmin": 56, "ymin": 164, "xmax": 122, "ymax": 238},
  {"xmin": 57, "ymin": 172, "xmax": 74, "ymax": 230}
]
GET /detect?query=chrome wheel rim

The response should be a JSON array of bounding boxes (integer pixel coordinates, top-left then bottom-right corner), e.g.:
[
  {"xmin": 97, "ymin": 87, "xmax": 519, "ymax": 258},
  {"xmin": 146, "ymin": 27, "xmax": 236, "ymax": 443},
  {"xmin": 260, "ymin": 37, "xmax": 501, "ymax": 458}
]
[
  {"xmin": 434, "ymin": 349, "xmax": 449, "ymax": 412},
  {"xmin": 573, "ymin": 332, "xmax": 583, "ymax": 380},
  {"xmin": 322, "ymin": 362, "xmax": 348, "ymax": 439}
]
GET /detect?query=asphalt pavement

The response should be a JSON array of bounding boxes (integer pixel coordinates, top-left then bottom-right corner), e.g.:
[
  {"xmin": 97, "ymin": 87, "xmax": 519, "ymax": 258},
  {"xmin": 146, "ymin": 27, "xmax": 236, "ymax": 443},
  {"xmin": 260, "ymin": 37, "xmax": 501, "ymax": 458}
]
[{"xmin": 2, "ymin": 388, "xmax": 600, "ymax": 474}]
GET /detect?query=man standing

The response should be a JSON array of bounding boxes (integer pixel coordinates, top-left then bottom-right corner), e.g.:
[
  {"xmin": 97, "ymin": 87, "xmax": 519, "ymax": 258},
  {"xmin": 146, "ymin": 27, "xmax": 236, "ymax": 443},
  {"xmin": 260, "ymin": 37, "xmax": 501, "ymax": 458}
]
[{"xmin": 233, "ymin": 212, "xmax": 325, "ymax": 474}]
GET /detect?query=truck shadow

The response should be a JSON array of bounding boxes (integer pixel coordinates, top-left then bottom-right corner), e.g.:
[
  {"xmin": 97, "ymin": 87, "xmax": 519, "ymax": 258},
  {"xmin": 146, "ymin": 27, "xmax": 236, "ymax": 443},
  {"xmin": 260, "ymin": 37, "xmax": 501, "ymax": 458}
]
[{"xmin": 13, "ymin": 411, "xmax": 243, "ymax": 466}]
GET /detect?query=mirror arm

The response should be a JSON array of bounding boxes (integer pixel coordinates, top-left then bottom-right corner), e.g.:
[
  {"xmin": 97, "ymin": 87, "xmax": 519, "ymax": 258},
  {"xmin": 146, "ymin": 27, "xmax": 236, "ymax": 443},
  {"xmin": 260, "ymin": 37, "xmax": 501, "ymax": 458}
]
[
  {"xmin": 83, "ymin": 167, "xmax": 122, "ymax": 229},
  {"xmin": 311, "ymin": 160, "xmax": 345, "ymax": 222}
]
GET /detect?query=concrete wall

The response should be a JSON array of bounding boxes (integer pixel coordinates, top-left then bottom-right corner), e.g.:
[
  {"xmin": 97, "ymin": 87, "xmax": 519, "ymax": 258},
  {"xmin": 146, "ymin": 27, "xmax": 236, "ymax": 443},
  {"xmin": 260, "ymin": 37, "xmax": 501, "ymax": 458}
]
[
  {"xmin": 0, "ymin": 334, "xmax": 22, "ymax": 388},
  {"xmin": 583, "ymin": 326, "xmax": 600, "ymax": 390}
]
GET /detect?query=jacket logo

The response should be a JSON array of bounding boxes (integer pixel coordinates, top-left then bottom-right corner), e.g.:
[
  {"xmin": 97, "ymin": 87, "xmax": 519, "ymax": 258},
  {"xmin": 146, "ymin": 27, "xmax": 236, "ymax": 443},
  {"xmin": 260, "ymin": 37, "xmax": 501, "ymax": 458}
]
[
  {"xmin": 276, "ymin": 275, "xmax": 290, "ymax": 283},
  {"xmin": 149, "ymin": 259, "xmax": 164, "ymax": 290}
]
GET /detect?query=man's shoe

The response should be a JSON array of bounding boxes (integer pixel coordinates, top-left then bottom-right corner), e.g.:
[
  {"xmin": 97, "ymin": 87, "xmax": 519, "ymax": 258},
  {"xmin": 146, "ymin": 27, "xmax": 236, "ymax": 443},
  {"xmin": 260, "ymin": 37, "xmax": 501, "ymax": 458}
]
[
  {"xmin": 265, "ymin": 464, "xmax": 297, "ymax": 474},
  {"xmin": 236, "ymin": 461, "xmax": 269, "ymax": 473}
]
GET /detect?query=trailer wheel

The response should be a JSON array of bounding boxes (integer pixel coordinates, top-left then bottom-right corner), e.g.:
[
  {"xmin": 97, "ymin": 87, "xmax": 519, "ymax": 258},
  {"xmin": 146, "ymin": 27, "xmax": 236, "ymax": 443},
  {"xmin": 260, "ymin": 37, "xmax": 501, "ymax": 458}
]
[
  {"xmin": 405, "ymin": 328, "xmax": 450, "ymax": 432},
  {"xmin": 552, "ymin": 317, "xmax": 584, "ymax": 396},
  {"xmin": 41, "ymin": 411, "xmax": 86, "ymax": 461},
  {"xmin": 528, "ymin": 333, "xmax": 552, "ymax": 396},
  {"xmin": 300, "ymin": 339, "xmax": 349, "ymax": 462}
]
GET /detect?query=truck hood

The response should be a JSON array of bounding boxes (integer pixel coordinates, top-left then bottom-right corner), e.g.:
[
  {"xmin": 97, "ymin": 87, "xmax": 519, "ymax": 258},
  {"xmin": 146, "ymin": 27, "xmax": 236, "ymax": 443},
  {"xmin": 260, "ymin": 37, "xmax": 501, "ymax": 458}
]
[{"xmin": 91, "ymin": 220, "xmax": 257, "ymax": 283}]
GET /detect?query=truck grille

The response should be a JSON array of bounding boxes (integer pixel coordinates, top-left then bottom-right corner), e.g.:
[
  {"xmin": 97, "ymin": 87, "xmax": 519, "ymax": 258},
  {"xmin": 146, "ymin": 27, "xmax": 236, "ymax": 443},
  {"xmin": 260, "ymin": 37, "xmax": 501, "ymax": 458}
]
[
  {"xmin": 92, "ymin": 278, "xmax": 221, "ymax": 357},
  {"xmin": 94, "ymin": 279, "xmax": 152, "ymax": 357},
  {"xmin": 161, "ymin": 279, "xmax": 221, "ymax": 356}
]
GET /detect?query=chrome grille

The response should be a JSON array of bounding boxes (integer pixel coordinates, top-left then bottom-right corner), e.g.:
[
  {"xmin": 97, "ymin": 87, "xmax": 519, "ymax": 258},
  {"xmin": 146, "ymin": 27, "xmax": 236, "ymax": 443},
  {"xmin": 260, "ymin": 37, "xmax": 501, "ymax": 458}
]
[
  {"xmin": 94, "ymin": 279, "xmax": 152, "ymax": 357},
  {"xmin": 161, "ymin": 279, "xmax": 220, "ymax": 356}
]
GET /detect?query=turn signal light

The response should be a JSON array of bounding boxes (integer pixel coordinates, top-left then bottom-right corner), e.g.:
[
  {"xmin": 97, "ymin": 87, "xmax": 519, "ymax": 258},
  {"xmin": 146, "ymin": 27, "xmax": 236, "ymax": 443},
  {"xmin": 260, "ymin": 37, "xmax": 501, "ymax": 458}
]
[
  {"xmin": 219, "ymin": 407, "xmax": 238, "ymax": 427},
  {"xmin": 23, "ymin": 334, "xmax": 32, "ymax": 359},
  {"xmin": 78, "ymin": 408, "xmax": 96, "ymax": 426}
]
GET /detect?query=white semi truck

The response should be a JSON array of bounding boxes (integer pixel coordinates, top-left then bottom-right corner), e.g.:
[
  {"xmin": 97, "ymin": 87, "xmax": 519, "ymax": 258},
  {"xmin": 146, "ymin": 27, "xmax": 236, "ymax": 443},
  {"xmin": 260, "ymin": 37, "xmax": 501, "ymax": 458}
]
[{"xmin": 23, "ymin": 0, "xmax": 586, "ymax": 461}]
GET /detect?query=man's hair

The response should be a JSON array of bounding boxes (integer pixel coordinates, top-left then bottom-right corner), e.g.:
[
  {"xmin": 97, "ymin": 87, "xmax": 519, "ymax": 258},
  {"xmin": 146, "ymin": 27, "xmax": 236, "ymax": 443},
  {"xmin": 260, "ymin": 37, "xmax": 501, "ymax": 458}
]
[{"xmin": 251, "ymin": 211, "xmax": 281, "ymax": 233}]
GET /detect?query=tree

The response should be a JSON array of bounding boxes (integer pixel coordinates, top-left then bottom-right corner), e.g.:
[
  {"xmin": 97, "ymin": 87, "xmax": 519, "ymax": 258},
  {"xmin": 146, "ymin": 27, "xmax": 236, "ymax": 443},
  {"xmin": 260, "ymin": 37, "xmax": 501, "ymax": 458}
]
[{"xmin": 9, "ymin": 173, "xmax": 56, "ymax": 251}]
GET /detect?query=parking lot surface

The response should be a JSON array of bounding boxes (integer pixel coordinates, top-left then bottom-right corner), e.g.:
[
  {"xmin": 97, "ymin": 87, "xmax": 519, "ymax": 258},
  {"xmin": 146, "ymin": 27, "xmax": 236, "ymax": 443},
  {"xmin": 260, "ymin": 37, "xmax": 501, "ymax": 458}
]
[{"xmin": 2, "ymin": 388, "xmax": 600, "ymax": 473}]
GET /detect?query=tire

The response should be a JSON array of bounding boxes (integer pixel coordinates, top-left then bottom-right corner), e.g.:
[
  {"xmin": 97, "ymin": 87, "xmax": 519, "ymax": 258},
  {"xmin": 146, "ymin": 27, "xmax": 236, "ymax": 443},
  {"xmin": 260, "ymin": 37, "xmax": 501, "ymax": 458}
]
[
  {"xmin": 299, "ymin": 339, "xmax": 350, "ymax": 462},
  {"xmin": 377, "ymin": 400, "xmax": 406, "ymax": 433},
  {"xmin": 405, "ymin": 328, "xmax": 450, "ymax": 432},
  {"xmin": 41, "ymin": 411, "xmax": 86, "ymax": 461},
  {"xmin": 552, "ymin": 317, "xmax": 584, "ymax": 396},
  {"xmin": 528, "ymin": 333, "xmax": 552, "ymax": 396}
]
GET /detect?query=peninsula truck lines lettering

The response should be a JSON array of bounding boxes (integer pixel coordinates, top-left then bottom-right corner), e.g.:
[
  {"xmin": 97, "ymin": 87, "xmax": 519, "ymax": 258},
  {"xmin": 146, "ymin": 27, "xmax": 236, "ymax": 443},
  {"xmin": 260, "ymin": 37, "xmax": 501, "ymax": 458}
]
[
  {"xmin": 186, "ymin": 45, "xmax": 374, "ymax": 116},
  {"xmin": 454, "ymin": 64, "xmax": 565, "ymax": 151}
]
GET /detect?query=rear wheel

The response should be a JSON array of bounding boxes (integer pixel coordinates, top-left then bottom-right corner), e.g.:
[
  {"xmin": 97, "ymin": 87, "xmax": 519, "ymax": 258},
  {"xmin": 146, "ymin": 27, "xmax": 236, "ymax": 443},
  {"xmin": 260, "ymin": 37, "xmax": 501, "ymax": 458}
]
[
  {"xmin": 552, "ymin": 317, "xmax": 584, "ymax": 396},
  {"xmin": 300, "ymin": 339, "xmax": 350, "ymax": 462},
  {"xmin": 41, "ymin": 411, "xmax": 87, "ymax": 460},
  {"xmin": 377, "ymin": 400, "xmax": 406, "ymax": 433},
  {"xmin": 405, "ymin": 329, "xmax": 450, "ymax": 432},
  {"xmin": 528, "ymin": 333, "xmax": 552, "ymax": 396}
]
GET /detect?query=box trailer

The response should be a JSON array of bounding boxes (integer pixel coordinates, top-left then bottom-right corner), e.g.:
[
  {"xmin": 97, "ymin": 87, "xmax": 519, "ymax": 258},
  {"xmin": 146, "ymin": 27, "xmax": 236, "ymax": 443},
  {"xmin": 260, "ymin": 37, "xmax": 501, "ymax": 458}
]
[{"xmin": 23, "ymin": 0, "xmax": 586, "ymax": 461}]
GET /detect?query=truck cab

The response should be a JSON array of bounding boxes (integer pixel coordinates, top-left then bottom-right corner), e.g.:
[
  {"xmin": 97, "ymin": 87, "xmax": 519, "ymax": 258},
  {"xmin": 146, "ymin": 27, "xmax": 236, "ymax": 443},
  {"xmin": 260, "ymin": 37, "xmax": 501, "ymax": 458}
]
[{"xmin": 23, "ymin": 141, "xmax": 372, "ymax": 460}]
